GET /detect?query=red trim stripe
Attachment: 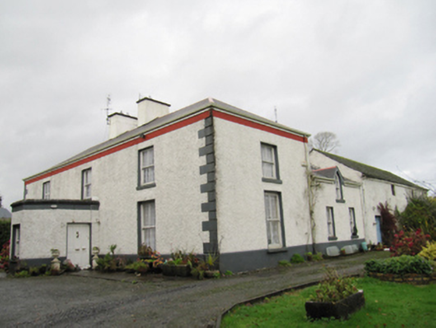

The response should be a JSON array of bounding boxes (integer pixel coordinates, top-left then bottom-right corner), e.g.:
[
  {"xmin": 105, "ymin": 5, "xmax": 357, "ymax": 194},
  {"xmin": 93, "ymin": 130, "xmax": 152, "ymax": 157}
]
[
  {"xmin": 26, "ymin": 108, "xmax": 307, "ymax": 185},
  {"xmin": 211, "ymin": 110, "xmax": 308, "ymax": 143},
  {"xmin": 25, "ymin": 111, "xmax": 210, "ymax": 185}
]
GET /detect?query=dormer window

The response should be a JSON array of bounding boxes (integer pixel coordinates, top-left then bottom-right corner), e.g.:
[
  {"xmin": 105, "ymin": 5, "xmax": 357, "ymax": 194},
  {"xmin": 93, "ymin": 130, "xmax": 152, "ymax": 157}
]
[{"xmin": 335, "ymin": 172, "xmax": 344, "ymax": 202}]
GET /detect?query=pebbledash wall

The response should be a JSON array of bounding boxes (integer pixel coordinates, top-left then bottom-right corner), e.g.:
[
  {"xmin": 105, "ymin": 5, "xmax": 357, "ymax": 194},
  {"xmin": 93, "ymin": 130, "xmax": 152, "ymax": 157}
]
[
  {"xmin": 15, "ymin": 110, "xmax": 212, "ymax": 265},
  {"xmin": 213, "ymin": 112, "xmax": 313, "ymax": 272},
  {"xmin": 310, "ymin": 173, "xmax": 365, "ymax": 254},
  {"xmin": 309, "ymin": 150, "xmax": 421, "ymax": 246}
]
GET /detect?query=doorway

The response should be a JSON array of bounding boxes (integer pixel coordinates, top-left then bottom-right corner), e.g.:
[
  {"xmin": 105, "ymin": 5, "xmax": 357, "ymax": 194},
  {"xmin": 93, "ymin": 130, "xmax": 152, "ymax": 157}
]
[
  {"xmin": 67, "ymin": 224, "xmax": 90, "ymax": 269},
  {"xmin": 375, "ymin": 216, "xmax": 382, "ymax": 244}
]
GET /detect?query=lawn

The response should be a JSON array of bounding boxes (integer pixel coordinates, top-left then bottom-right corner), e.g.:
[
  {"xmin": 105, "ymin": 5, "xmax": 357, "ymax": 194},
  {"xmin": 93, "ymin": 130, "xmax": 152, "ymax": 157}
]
[{"xmin": 221, "ymin": 277, "xmax": 436, "ymax": 327}]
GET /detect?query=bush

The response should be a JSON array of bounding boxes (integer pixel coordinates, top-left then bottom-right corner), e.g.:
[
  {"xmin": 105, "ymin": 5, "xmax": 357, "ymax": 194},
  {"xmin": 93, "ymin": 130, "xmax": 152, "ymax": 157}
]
[
  {"xmin": 312, "ymin": 252, "xmax": 324, "ymax": 261},
  {"xmin": 397, "ymin": 196, "xmax": 436, "ymax": 240},
  {"xmin": 390, "ymin": 229, "xmax": 431, "ymax": 257},
  {"xmin": 0, "ymin": 220, "xmax": 11, "ymax": 247},
  {"xmin": 309, "ymin": 267, "xmax": 358, "ymax": 303},
  {"xmin": 0, "ymin": 240, "xmax": 10, "ymax": 271},
  {"xmin": 278, "ymin": 260, "xmax": 292, "ymax": 267},
  {"xmin": 418, "ymin": 241, "xmax": 436, "ymax": 261},
  {"xmin": 290, "ymin": 254, "xmax": 305, "ymax": 264},
  {"xmin": 377, "ymin": 202, "xmax": 397, "ymax": 247},
  {"xmin": 365, "ymin": 255, "xmax": 433, "ymax": 276}
]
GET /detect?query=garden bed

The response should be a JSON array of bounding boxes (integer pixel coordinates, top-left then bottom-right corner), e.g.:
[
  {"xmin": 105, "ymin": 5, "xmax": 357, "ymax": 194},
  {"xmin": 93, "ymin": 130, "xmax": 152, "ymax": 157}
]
[{"xmin": 367, "ymin": 272, "xmax": 436, "ymax": 285}]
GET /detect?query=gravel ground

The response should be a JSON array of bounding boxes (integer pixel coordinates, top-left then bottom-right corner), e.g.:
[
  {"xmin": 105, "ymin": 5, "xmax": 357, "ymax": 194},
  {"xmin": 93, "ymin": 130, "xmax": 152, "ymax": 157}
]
[{"xmin": 0, "ymin": 252, "xmax": 389, "ymax": 328}]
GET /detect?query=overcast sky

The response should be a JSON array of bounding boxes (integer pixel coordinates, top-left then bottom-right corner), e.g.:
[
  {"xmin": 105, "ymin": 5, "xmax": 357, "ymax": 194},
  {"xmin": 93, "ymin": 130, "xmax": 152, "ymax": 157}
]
[{"xmin": 1, "ymin": 1, "xmax": 436, "ymax": 210}]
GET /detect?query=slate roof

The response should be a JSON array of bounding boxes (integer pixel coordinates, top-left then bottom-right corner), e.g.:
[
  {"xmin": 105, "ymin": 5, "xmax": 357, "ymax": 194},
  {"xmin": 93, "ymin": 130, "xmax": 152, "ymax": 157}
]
[
  {"xmin": 312, "ymin": 149, "xmax": 424, "ymax": 189},
  {"xmin": 26, "ymin": 98, "xmax": 310, "ymax": 181},
  {"xmin": 0, "ymin": 207, "xmax": 11, "ymax": 219}
]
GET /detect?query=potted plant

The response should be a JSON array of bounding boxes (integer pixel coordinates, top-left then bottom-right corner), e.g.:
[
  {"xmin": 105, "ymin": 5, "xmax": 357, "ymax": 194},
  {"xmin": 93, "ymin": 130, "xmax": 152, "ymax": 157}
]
[
  {"xmin": 305, "ymin": 267, "xmax": 364, "ymax": 320},
  {"xmin": 51, "ymin": 248, "xmax": 60, "ymax": 259},
  {"xmin": 305, "ymin": 252, "xmax": 313, "ymax": 261}
]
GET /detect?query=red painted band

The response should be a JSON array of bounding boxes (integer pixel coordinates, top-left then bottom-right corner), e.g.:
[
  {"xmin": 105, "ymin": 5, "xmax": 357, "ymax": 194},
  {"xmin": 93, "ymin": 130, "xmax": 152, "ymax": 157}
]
[
  {"xmin": 25, "ymin": 111, "xmax": 210, "ymax": 185},
  {"xmin": 211, "ymin": 110, "xmax": 308, "ymax": 143}
]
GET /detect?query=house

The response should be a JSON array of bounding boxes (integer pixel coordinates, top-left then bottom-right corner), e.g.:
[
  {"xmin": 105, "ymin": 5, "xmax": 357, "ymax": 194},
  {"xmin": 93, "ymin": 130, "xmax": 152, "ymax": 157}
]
[
  {"xmin": 309, "ymin": 149, "xmax": 427, "ymax": 247},
  {"xmin": 10, "ymin": 97, "xmax": 426, "ymax": 272}
]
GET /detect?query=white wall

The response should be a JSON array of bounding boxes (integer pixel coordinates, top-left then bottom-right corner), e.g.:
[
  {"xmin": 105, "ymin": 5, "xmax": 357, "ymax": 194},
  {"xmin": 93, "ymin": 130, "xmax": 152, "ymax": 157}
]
[
  {"xmin": 11, "ymin": 208, "xmax": 98, "ymax": 259},
  {"xmin": 312, "ymin": 180, "xmax": 364, "ymax": 244},
  {"xmin": 309, "ymin": 150, "xmax": 420, "ymax": 245},
  {"xmin": 214, "ymin": 117, "xmax": 311, "ymax": 254},
  {"xmin": 20, "ymin": 119, "xmax": 208, "ymax": 257}
]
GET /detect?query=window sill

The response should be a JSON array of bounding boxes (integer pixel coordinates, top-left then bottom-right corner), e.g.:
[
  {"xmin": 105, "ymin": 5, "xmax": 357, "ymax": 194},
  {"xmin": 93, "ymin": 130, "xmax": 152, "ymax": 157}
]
[
  {"xmin": 136, "ymin": 183, "xmax": 156, "ymax": 190},
  {"xmin": 267, "ymin": 247, "xmax": 287, "ymax": 254},
  {"xmin": 262, "ymin": 178, "xmax": 283, "ymax": 184},
  {"xmin": 328, "ymin": 236, "xmax": 338, "ymax": 241},
  {"xmin": 351, "ymin": 235, "xmax": 359, "ymax": 239},
  {"xmin": 336, "ymin": 199, "xmax": 345, "ymax": 203}
]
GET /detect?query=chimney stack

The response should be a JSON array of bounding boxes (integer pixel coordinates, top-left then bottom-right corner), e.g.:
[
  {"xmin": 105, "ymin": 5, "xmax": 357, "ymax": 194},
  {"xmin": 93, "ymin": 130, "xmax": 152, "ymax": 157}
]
[
  {"xmin": 136, "ymin": 97, "xmax": 170, "ymax": 126},
  {"xmin": 108, "ymin": 112, "xmax": 138, "ymax": 139}
]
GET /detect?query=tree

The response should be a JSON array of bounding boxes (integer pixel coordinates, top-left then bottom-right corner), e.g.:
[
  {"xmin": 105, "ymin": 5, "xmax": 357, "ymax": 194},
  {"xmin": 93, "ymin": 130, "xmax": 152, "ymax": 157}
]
[{"xmin": 311, "ymin": 132, "xmax": 340, "ymax": 152}]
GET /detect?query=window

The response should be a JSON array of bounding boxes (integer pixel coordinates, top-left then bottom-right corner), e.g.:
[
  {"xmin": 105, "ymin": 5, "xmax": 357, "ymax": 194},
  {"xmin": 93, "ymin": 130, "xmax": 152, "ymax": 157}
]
[
  {"xmin": 139, "ymin": 147, "xmax": 154, "ymax": 186},
  {"xmin": 326, "ymin": 207, "xmax": 336, "ymax": 239},
  {"xmin": 264, "ymin": 192, "xmax": 283, "ymax": 248},
  {"xmin": 391, "ymin": 184, "xmax": 396, "ymax": 196},
  {"xmin": 82, "ymin": 168, "xmax": 92, "ymax": 199},
  {"xmin": 140, "ymin": 201, "xmax": 156, "ymax": 250},
  {"xmin": 335, "ymin": 172, "xmax": 344, "ymax": 201},
  {"xmin": 42, "ymin": 181, "xmax": 50, "ymax": 199},
  {"xmin": 349, "ymin": 207, "xmax": 358, "ymax": 237},
  {"xmin": 261, "ymin": 143, "xmax": 280, "ymax": 182}
]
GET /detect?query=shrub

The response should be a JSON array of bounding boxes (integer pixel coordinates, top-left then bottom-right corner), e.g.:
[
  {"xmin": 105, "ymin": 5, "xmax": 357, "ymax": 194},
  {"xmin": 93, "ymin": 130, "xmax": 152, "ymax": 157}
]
[
  {"xmin": 290, "ymin": 254, "xmax": 305, "ymax": 264},
  {"xmin": 125, "ymin": 260, "xmax": 149, "ymax": 274},
  {"xmin": 378, "ymin": 202, "xmax": 397, "ymax": 247},
  {"xmin": 418, "ymin": 241, "xmax": 436, "ymax": 261},
  {"xmin": 15, "ymin": 270, "xmax": 30, "ymax": 278},
  {"xmin": 0, "ymin": 220, "xmax": 11, "ymax": 247},
  {"xmin": 278, "ymin": 260, "xmax": 292, "ymax": 267},
  {"xmin": 390, "ymin": 229, "xmax": 431, "ymax": 257},
  {"xmin": 309, "ymin": 267, "xmax": 358, "ymax": 303},
  {"xmin": 364, "ymin": 255, "xmax": 433, "ymax": 276},
  {"xmin": 312, "ymin": 252, "xmax": 324, "ymax": 261},
  {"xmin": 397, "ymin": 196, "xmax": 436, "ymax": 240},
  {"xmin": 0, "ymin": 240, "xmax": 10, "ymax": 271}
]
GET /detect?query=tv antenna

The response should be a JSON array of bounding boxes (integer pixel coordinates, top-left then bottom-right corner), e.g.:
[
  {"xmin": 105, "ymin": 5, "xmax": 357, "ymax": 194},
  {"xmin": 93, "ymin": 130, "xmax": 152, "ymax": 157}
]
[
  {"xmin": 103, "ymin": 94, "xmax": 112, "ymax": 125},
  {"xmin": 274, "ymin": 106, "xmax": 278, "ymax": 123}
]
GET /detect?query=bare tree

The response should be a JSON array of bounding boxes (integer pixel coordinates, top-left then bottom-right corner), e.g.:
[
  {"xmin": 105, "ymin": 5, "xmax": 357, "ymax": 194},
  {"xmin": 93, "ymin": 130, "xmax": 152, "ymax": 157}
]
[{"xmin": 311, "ymin": 131, "xmax": 340, "ymax": 152}]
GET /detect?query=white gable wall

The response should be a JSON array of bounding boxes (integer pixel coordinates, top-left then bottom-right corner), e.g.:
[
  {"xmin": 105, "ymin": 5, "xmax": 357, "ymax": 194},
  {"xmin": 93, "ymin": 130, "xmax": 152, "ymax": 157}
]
[
  {"xmin": 214, "ymin": 117, "xmax": 311, "ymax": 254},
  {"xmin": 20, "ymin": 119, "xmax": 208, "ymax": 258}
]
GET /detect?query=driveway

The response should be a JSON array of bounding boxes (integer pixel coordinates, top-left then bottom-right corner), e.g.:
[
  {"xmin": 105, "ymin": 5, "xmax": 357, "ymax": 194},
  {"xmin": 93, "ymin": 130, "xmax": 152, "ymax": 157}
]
[{"xmin": 0, "ymin": 252, "xmax": 389, "ymax": 327}]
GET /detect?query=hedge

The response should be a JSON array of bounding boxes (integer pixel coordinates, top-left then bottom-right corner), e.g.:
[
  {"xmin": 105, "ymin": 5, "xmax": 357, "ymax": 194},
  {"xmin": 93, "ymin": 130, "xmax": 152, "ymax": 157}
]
[{"xmin": 0, "ymin": 219, "xmax": 11, "ymax": 247}]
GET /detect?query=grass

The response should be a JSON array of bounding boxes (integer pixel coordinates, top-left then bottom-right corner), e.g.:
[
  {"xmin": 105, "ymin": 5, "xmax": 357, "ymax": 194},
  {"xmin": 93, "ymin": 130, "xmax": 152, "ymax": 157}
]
[{"xmin": 221, "ymin": 277, "xmax": 436, "ymax": 327}]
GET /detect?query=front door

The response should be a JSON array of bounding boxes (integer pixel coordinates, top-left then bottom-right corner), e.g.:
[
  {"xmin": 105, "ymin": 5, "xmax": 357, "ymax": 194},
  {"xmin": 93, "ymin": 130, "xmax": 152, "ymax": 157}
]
[
  {"xmin": 67, "ymin": 224, "xmax": 90, "ymax": 269},
  {"xmin": 375, "ymin": 216, "xmax": 382, "ymax": 244}
]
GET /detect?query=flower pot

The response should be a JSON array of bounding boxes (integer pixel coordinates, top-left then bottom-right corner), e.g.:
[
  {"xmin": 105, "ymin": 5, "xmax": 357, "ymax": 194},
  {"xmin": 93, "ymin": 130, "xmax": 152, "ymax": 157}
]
[
  {"xmin": 162, "ymin": 264, "xmax": 176, "ymax": 276},
  {"xmin": 204, "ymin": 270, "xmax": 219, "ymax": 278},
  {"xmin": 305, "ymin": 290, "xmax": 365, "ymax": 320},
  {"xmin": 175, "ymin": 265, "xmax": 191, "ymax": 277}
]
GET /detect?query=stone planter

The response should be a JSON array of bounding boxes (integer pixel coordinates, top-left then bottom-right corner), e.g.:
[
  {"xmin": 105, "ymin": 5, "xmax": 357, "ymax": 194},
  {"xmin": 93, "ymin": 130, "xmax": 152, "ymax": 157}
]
[
  {"xmin": 175, "ymin": 265, "xmax": 191, "ymax": 277},
  {"xmin": 305, "ymin": 290, "xmax": 365, "ymax": 320},
  {"xmin": 162, "ymin": 264, "xmax": 177, "ymax": 276}
]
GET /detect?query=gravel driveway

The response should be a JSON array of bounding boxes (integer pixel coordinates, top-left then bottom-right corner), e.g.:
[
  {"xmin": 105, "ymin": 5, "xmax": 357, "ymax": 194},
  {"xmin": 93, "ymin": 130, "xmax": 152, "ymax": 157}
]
[{"xmin": 0, "ymin": 252, "xmax": 389, "ymax": 327}]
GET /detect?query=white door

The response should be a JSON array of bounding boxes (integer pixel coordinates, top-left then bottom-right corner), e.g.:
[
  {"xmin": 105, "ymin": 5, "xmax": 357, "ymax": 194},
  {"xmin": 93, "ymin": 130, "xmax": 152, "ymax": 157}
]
[{"xmin": 67, "ymin": 224, "xmax": 90, "ymax": 269}]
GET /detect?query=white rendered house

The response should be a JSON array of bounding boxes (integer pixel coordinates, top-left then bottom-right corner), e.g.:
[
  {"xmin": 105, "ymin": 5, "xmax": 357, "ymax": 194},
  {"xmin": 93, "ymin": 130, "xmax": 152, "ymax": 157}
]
[
  {"xmin": 309, "ymin": 149, "xmax": 427, "ymax": 247},
  {"xmin": 10, "ymin": 97, "xmax": 425, "ymax": 272}
]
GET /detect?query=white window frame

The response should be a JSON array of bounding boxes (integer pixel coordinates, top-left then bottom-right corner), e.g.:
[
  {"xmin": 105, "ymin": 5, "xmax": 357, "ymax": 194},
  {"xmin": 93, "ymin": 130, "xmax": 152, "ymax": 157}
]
[
  {"xmin": 42, "ymin": 181, "xmax": 50, "ymax": 200},
  {"xmin": 140, "ymin": 201, "xmax": 156, "ymax": 250},
  {"xmin": 261, "ymin": 143, "xmax": 278, "ymax": 179},
  {"xmin": 140, "ymin": 147, "xmax": 155, "ymax": 185},
  {"xmin": 264, "ymin": 192, "xmax": 283, "ymax": 249},
  {"xmin": 82, "ymin": 168, "xmax": 92, "ymax": 200},
  {"xmin": 326, "ymin": 206, "xmax": 336, "ymax": 239}
]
